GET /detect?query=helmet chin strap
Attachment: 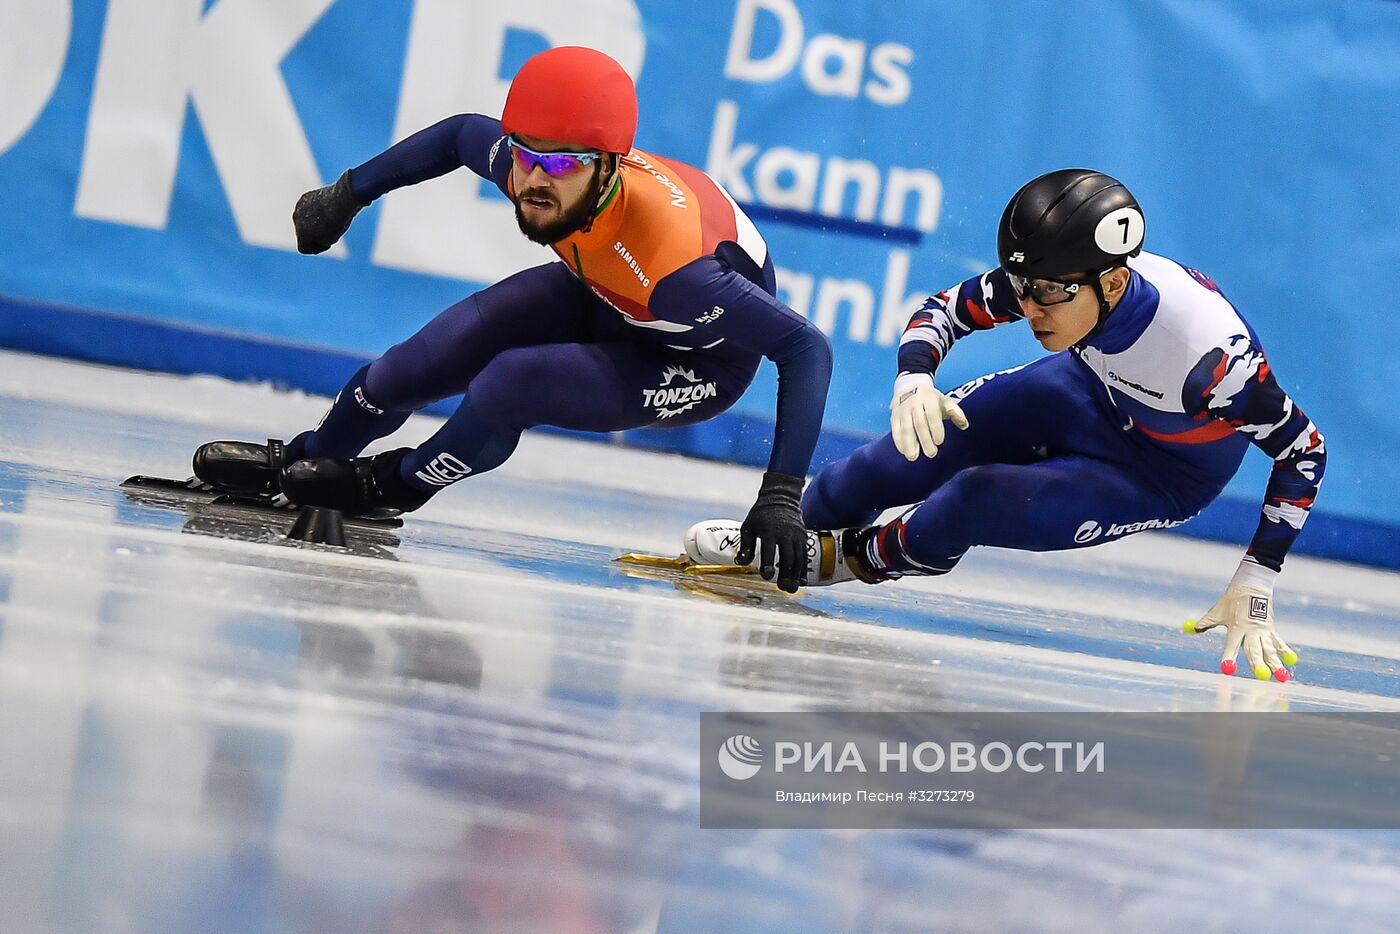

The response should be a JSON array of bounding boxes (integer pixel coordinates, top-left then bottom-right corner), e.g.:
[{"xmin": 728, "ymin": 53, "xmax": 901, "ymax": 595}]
[
  {"xmin": 1088, "ymin": 270, "xmax": 1120, "ymax": 333},
  {"xmin": 1090, "ymin": 277, "xmax": 1110, "ymax": 331}
]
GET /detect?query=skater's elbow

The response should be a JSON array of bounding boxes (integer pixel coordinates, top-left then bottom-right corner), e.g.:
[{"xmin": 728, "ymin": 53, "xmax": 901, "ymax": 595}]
[{"xmin": 778, "ymin": 321, "xmax": 833, "ymax": 370}]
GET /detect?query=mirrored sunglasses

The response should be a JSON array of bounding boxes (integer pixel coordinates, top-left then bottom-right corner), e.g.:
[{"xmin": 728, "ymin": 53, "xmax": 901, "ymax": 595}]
[{"xmin": 508, "ymin": 137, "xmax": 601, "ymax": 178}]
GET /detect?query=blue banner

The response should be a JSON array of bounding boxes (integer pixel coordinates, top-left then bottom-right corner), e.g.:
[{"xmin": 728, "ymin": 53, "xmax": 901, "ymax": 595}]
[{"xmin": 1, "ymin": 0, "xmax": 1396, "ymax": 545}]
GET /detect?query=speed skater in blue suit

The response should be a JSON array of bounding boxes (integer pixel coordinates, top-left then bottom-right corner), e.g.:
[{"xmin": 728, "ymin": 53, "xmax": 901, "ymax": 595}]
[
  {"xmin": 190, "ymin": 47, "xmax": 831, "ymax": 592},
  {"xmin": 687, "ymin": 169, "xmax": 1326, "ymax": 681}
]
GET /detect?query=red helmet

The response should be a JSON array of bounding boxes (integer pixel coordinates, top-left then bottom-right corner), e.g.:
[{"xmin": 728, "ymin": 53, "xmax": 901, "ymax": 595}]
[{"xmin": 501, "ymin": 46, "xmax": 638, "ymax": 154}]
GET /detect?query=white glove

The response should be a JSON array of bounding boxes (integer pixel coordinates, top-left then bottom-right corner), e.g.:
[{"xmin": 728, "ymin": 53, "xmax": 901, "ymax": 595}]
[
  {"xmin": 890, "ymin": 373, "xmax": 969, "ymax": 462},
  {"xmin": 1185, "ymin": 559, "xmax": 1299, "ymax": 682}
]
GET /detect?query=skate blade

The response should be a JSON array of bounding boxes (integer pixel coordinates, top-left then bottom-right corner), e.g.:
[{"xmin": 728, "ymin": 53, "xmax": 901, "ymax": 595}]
[
  {"xmin": 614, "ymin": 555, "xmax": 824, "ymax": 613},
  {"xmin": 686, "ymin": 563, "xmax": 758, "ymax": 577},
  {"xmin": 122, "ymin": 475, "xmax": 215, "ymax": 496},
  {"xmin": 614, "ymin": 552, "xmax": 691, "ymax": 569},
  {"xmin": 614, "ymin": 552, "xmax": 756, "ymax": 576},
  {"xmin": 121, "ymin": 475, "xmax": 404, "ymax": 529}
]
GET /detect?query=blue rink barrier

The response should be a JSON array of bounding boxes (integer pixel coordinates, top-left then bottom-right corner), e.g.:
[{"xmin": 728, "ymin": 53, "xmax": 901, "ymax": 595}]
[
  {"xmin": 3, "ymin": 293, "xmax": 1396, "ymax": 573},
  {"xmin": 2, "ymin": 1, "xmax": 1396, "ymax": 558}
]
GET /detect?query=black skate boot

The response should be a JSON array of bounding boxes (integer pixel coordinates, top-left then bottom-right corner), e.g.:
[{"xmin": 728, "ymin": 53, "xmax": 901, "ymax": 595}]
[
  {"xmin": 278, "ymin": 448, "xmax": 430, "ymax": 518},
  {"xmin": 191, "ymin": 438, "xmax": 292, "ymax": 499}
]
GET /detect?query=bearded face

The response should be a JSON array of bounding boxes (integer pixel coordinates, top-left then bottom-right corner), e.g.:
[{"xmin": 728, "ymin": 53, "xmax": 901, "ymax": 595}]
[{"xmin": 512, "ymin": 160, "xmax": 609, "ymax": 245}]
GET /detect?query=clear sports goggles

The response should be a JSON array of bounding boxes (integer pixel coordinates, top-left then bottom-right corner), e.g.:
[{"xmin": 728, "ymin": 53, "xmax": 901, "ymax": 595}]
[
  {"xmin": 1004, "ymin": 265, "xmax": 1116, "ymax": 306},
  {"xmin": 508, "ymin": 137, "xmax": 602, "ymax": 178}
]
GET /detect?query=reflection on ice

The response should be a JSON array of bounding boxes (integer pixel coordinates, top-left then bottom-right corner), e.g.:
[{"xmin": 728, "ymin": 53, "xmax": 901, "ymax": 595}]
[{"xmin": 0, "ymin": 354, "xmax": 1399, "ymax": 932}]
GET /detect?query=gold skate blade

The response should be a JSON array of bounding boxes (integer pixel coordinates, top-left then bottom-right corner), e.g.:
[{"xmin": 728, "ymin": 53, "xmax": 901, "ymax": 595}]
[
  {"xmin": 685, "ymin": 563, "xmax": 757, "ymax": 576},
  {"xmin": 613, "ymin": 553, "xmax": 757, "ymax": 576},
  {"xmin": 614, "ymin": 552, "xmax": 822, "ymax": 610},
  {"xmin": 614, "ymin": 552, "xmax": 691, "ymax": 569}
]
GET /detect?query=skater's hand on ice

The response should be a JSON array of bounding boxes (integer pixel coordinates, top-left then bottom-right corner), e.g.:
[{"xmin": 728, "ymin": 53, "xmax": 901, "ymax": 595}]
[
  {"xmin": 1185, "ymin": 559, "xmax": 1297, "ymax": 682},
  {"xmin": 890, "ymin": 373, "xmax": 968, "ymax": 462},
  {"xmin": 293, "ymin": 169, "xmax": 366, "ymax": 254},
  {"xmin": 737, "ymin": 472, "xmax": 808, "ymax": 593}
]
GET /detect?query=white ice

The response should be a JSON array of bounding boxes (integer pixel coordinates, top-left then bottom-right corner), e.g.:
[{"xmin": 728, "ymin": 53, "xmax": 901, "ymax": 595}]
[{"xmin": 0, "ymin": 349, "xmax": 1397, "ymax": 934}]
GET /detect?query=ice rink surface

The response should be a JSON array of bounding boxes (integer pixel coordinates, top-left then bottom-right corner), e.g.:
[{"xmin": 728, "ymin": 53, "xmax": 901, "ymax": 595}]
[{"xmin": 1, "ymin": 349, "xmax": 1398, "ymax": 933}]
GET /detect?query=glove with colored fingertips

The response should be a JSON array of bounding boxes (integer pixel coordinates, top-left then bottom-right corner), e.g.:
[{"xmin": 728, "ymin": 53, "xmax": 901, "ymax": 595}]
[
  {"xmin": 293, "ymin": 169, "xmax": 366, "ymax": 255},
  {"xmin": 736, "ymin": 471, "xmax": 808, "ymax": 593},
  {"xmin": 890, "ymin": 372, "xmax": 969, "ymax": 462},
  {"xmin": 1185, "ymin": 559, "xmax": 1299, "ymax": 682}
]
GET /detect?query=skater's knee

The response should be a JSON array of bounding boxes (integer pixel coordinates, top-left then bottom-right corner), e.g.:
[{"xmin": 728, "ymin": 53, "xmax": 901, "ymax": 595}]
[
  {"xmin": 466, "ymin": 348, "xmax": 549, "ymax": 429},
  {"xmin": 941, "ymin": 464, "xmax": 1011, "ymax": 509},
  {"xmin": 912, "ymin": 464, "xmax": 1016, "ymax": 548},
  {"xmin": 363, "ymin": 356, "xmax": 426, "ymax": 411},
  {"xmin": 802, "ymin": 469, "xmax": 878, "ymax": 530},
  {"xmin": 801, "ymin": 474, "xmax": 837, "ymax": 528},
  {"xmin": 365, "ymin": 297, "xmax": 488, "ymax": 410}
]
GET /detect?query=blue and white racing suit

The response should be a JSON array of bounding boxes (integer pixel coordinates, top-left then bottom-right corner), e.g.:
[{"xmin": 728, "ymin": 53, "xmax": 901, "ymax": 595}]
[{"xmin": 804, "ymin": 252, "xmax": 1326, "ymax": 577}]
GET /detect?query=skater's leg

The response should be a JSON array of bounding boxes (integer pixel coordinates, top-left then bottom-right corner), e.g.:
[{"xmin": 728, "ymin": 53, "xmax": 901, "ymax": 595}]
[
  {"xmin": 855, "ymin": 455, "xmax": 1194, "ymax": 578},
  {"xmin": 803, "ymin": 353, "xmax": 1132, "ymax": 530},
  {"xmin": 803, "ymin": 433, "xmax": 951, "ymax": 530},
  {"xmin": 393, "ymin": 344, "xmax": 757, "ymax": 498},
  {"xmin": 293, "ymin": 262, "xmax": 599, "ymax": 460},
  {"xmin": 292, "ymin": 362, "xmax": 413, "ymax": 461},
  {"xmin": 690, "ymin": 449, "xmax": 1194, "ymax": 587}
]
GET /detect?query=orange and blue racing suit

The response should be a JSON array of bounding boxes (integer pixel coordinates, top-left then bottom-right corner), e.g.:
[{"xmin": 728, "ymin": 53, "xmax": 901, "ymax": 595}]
[{"xmin": 292, "ymin": 114, "xmax": 832, "ymax": 502}]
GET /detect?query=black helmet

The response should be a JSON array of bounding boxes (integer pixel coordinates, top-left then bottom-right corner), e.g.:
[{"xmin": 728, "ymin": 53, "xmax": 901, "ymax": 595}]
[{"xmin": 997, "ymin": 169, "xmax": 1145, "ymax": 278}]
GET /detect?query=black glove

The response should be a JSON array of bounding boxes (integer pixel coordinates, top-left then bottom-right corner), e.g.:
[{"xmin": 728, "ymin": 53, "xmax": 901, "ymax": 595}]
[
  {"xmin": 736, "ymin": 471, "xmax": 808, "ymax": 593},
  {"xmin": 293, "ymin": 169, "xmax": 366, "ymax": 254}
]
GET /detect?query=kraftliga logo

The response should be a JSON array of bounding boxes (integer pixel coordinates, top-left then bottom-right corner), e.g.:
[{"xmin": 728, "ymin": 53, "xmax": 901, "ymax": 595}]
[
  {"xmin": 1074, "ymin": 520, "xmax": 1103, "ymax": 544},
  {"xmin": 718, "ymin": 734, "xmax": 764, "ymax": 780}
]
